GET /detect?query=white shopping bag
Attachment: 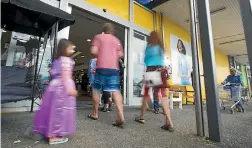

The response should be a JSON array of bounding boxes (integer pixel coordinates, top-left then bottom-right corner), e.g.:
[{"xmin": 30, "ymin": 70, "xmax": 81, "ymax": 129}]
[{"xmin": 145, "ymin": 71, "xmax": 163, "ymax": 87}]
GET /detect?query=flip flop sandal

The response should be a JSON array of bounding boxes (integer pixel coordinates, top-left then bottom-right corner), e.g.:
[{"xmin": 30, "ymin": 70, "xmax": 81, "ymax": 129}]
[
  {"xmin": 134, "ymin": 117, "xmax": 145, "ymax": 124},
  {"xmin": 154, "ymin": 110, "xmax": 160, "ymax": 114},
  {"xmin": 102, "ymin": 108, "xmax": 110, "ymax": 112},
  {"xmin": 49, "ymin": 137, "xmax": 68, "ymax": 145},
  {"xmin": 112, "ymin": 121, "xmax": 124, "ymax": 128},
  {"xmin": 161, "ymin": 125, "xmax": 175, "ymax": 132},
  {"xmin": 87, "ymin": 114, "xmax": 98, "ymax": 120}
]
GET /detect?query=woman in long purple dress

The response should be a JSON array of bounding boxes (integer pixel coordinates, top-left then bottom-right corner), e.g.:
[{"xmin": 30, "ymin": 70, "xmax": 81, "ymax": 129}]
[{"xmin": 33, "ymin": 39, "xmax": 78, "ymax": 145}]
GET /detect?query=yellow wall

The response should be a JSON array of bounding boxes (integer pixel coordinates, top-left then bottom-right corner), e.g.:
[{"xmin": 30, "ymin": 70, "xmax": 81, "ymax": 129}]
[
  {"xmin": 215, "ymin": 50, "xmax": 230, "ymax": 84},
  {"xmin": 162, "ymin": 17, "xmax": 230, "ymax": 102},
  {"xmin": 85, "ymin": 0, "xmax": 129, "ymax": 20},
  {"xmin": 134, "ymin": 3, "xmax": 154, "ymax": 31},
  {"xmin": 162, "ymin": 17, "xmax": 230, "ymax": 84},
  {"xmin": 163, "ymin": 17, "xmax": 190, "ymax": 57},
  {"xmin": 155, "ymin": 12, "xmax": 162, "ymax": 40},
  {"xmin": 85, "ymin": 1, "xmax": 154, "ymax": 30}
]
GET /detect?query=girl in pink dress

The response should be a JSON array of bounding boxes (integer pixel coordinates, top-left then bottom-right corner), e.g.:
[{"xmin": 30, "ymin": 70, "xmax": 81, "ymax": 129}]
[{"xmin": 33, "ymin": 39, "xmax": 78, "ymax": 145}]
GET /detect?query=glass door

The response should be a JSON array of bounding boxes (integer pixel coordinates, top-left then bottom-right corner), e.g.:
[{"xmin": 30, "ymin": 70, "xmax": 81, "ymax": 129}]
[{"xmin": 131, "ymin": 32, "xmax": 148, "ymax": 105}]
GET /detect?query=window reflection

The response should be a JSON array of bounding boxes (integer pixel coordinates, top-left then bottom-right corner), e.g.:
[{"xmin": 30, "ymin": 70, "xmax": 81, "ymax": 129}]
[{"xmin": 1, "ymin": 30, "xmax": 52, "ymax": 90}]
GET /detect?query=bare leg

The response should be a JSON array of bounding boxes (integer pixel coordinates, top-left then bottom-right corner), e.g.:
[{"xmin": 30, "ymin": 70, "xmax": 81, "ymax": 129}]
[
  {"xmin": 112, "ymin": 91, "xmax": 124, "ymax": 123},
  {"xmin": 161, "ymin": 97, "xmax": 173, "ymax": 127},
  {"xmin": 140, "ymin": 95, "xmax": 149, "ymax": 119},
  {"xmin": 109, "ymin": 97, "xmax": 112, "ymax": 103},
  {"xmin": 108, "ymin": 97, "xmax": 113, "ymax": 109},
  {"xmin": 91, "ymin": 91, "xmax": 100, "ymax": 118}
]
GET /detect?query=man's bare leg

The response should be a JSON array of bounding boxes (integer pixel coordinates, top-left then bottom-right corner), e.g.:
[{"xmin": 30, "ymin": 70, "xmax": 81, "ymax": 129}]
[
  {"xmin": 91, "ymin": 91, "xmax": 100, "ymax": 118},
  {"xmin": 112, "ymin": 91, "xmax": 124, "ymax": 123}
]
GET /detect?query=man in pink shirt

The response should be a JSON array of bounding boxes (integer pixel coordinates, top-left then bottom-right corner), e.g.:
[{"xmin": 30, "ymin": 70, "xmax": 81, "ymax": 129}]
[{"xmin": 88, "ymin": 23, "xmax": 125, "ymax": 127}]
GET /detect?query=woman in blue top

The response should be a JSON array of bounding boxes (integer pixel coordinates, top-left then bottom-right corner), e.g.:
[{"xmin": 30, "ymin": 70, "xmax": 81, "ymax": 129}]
[{"xmin": 135, "ymin": 31, "xmax": 174, "ymax": 132}]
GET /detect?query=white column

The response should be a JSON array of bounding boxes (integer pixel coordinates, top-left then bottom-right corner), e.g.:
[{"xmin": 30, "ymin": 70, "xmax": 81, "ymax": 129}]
[
  {"xmin": 57, "ymin": 0, "xmax": 72, "ymax": 40},
  {"xmin": 127, "ymin": 0, "xmax": 134, "ymax": 105},
  {"xmin": 123, "ymin": 28, "xmax": 128, "ymax": 105},
  {"xmin": 6, "ymin": 36, "xmax": 17, "ymax": 66}
]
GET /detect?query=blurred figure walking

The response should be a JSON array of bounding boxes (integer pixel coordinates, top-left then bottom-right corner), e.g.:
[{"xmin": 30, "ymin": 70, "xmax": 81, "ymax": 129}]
[
  {"xmin": 88, "ymin": 58, "xmax": 103, "ymax": 105},
  {"xmin": 33, "ymin": 39, "xmax": 78, "ymax": 145},
  {"xmin": 87, "ymin": 23, "xmax": 125, "ymax": 127},
  {"xmin": 88, "ymin": 57, "xmax": 97, "ymax": 97},
  {"xmin": 135, "ymin": 31, "xmax": 174, "ymax": 132}
]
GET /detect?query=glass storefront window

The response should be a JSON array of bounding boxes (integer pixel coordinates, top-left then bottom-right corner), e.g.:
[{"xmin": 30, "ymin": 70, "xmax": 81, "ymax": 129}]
[
  {"xmin": 133, "ymin": 32, "xmax": 147, "ymax": 100},
  {"xmin": 1, "ymin": 31, "xmax": 39, "ymax": 68},
  {"xmin": 1, "ymin": 30, "xmax": 53, "ymax": 91},
  {"xmin": 37, "ymin": 39, "xmax": 53, "ymax": 88}
]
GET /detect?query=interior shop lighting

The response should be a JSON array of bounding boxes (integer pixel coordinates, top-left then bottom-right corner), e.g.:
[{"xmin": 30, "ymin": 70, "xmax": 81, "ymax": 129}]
[
  {"xmin": 81, "ymin": 55, "xmax": 85, "ymax": 58},
  {"xmin": 219, "ymin": 38, "xmax": 245, "ymax": 45},
  {"xmin": 234, "ymin": 54, "xmax": 248, "ymax": 57},
  {"xmin": 87, "ymin": 39, "xmax": 91, "ymax": 42},
  {"xmin": 210, "ymin": 6, "xmax": 226, "ymax": 15}
]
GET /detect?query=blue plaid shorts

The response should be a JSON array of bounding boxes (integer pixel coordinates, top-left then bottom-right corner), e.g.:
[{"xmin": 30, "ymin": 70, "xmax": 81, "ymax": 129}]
[{"xmin": 93, "ymin": 68, "xmax": 121, "ymax": 92}]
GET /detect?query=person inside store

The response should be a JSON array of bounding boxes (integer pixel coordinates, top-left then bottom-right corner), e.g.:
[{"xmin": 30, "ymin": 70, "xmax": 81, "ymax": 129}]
[
  {"xmin": 153, "ymin": 64, "xmax": 171, "ymax": 114},
  {"xmin": 88, "ymin": 57, "xmax": 112, "ymax": 111},
  {"xmin": 87, "ymin": 23, "xmax": 125, "ymax": 127},
  {"xmin": 81, "ymin": 73, "xmax": 89, "ymax": 95},
  {"xmin": 73, "ymin": 73, "xmax": 78, "ymax": 89},
  {"xmin": 153, "ymin": 92, "xmax": 166, "ymax": 114},
  {"xmin": 88, "ymin": 57, "xmax": 97, "ymax": 92},
  {"xmin": 33, "ymin": 39, "xmax": 78, "ymax": 145},
  {"xmin": 135, "ymin": 31, "xmax": 174, "ymax": 132},
  {"xmin": 100, "ymin": 91, "xmax": 113, "ymax": 112},
  {"xmin": 221, "ymin": 68, "xmax": 244, "ymax": 112}
]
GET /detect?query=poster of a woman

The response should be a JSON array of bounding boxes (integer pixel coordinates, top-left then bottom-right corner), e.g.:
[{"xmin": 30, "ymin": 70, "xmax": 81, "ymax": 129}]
[{"xmin": 171, "ymin": 34, "xmax": 192, "ymax": 85}]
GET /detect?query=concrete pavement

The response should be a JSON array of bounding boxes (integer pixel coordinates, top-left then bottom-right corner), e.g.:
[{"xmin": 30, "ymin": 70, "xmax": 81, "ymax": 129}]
[{"xmin": 1, "ymin": 102, "xmax": 252, "ymax": 148}]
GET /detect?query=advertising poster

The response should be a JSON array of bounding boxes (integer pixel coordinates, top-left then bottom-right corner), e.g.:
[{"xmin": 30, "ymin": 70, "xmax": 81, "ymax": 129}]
[{"xmin": 170, "ymin": 34, "xmax": 193, "ymax": 85}]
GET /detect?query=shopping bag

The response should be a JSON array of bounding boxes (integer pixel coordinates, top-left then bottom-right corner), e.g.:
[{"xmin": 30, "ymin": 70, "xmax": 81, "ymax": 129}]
[{"xmin": 145, "ymin": 67, "xmax": 169, "ymax": 88}]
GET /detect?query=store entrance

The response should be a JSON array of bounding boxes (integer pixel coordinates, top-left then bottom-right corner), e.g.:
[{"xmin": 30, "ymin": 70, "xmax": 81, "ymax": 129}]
[{"xmin": 69, "ymin": 7, "xmax": 126, "ymax": 106}]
